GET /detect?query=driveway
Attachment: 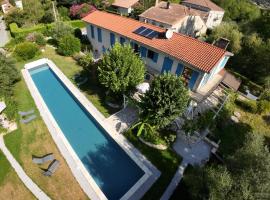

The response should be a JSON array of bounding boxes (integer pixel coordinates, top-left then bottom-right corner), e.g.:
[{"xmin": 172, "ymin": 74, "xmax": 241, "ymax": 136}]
[{"xmin": 0, "ymin": 16, "xmax": 10, "ymax": 47}]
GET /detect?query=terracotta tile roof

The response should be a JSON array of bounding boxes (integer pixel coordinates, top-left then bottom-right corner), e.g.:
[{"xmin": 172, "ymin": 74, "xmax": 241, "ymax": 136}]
[
  {"xmin": 82, "ymin": 10, "xmax": 229, "ymax": 73},
  {"xmin": 182, "ymin": 0, "xmax": 224, "ymax": 12},
  {"xmin": 139, "ymin": 1, "xmax": 202, "ymax": 25},
  {"xmin": 112, "ymin": 0, "xmax": 139, "ymax": 8}
]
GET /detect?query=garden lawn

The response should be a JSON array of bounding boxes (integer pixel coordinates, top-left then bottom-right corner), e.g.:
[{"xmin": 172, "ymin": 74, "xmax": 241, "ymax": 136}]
[
  {"xmin": 213, "ymin": 96, "xmax": 270, "ymax": 156},
  {"xmin": 0, "ymin": 151, "xmax": 35, "ymax": 200},
  {"xmin": 4, "ymin": 63, "xmax": 88, "ymax": 199},
  {"xmin": 125, "ymin": 130, "xmax": 182, "ymax": 200},
  {"xmin": 2, "ymin": 45, "xmax": 119, "ymax": 200}
]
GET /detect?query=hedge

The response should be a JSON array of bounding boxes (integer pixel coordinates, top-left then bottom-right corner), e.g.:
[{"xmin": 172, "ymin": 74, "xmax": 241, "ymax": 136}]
[{"xmin": 10, "ymin": 20, "xmax": 86, "ymax": 38}]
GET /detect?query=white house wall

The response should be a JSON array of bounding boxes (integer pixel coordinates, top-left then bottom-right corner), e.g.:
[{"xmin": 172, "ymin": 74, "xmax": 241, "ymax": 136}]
[
  {"xmin": 86, "ymin": 24, "xmax": 220, "ymax": 91},
  {"xmin": 206, "ymin": 11, "xmax": 224, "ymax": 29}
]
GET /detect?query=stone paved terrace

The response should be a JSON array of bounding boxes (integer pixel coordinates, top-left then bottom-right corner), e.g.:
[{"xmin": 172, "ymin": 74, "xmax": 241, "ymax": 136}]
[{"xmin": 104, "ymin": 106, "xmax": 139, "ymax": 134}]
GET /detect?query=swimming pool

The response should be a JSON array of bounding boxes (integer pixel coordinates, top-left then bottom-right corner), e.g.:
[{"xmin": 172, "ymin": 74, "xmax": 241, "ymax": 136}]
[{"xmin": 23, "ymin": 59, "xmax": 160, "ymax": 200}]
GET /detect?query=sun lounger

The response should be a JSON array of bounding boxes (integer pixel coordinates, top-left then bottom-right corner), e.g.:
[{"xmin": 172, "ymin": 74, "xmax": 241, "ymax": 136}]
[
  {"xmin": 18, "ymin": 109, "xmax": 34, "ymax": 117},
  {"xmin": 43, "ymin": 160, "xmax": 60, "ymax": 176},
  {"xmin": 20, "ymin": 114, "xmax": 36, "ymax": 124},
  {"xmin": 32, "ymin": 154, "xmax": 54, "ymax": 164}
]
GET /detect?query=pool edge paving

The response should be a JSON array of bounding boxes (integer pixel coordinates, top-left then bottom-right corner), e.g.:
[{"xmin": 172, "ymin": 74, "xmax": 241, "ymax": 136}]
[{"xmin": 22, "ymin": 58, "xmax": 160, "ymax": 200}]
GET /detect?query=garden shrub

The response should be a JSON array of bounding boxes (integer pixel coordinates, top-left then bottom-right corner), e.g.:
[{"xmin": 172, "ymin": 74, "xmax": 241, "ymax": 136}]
[
  {"xmin": 34, "ymin": 33, "xmax": 46, "ymax": 46},
  {"xmin": 77, "ymin": 51, "xmax": 93, "ymax": 71},
  {"xmin": 57, "ymin": 34, "xmax": 81, "ymax": 56},
  {"xmin": 14, "ymin": 42, "xmax": 40, "ymax": 60},
  {"xmin": 235, "ymin": 98, "xmax": 257, "ymax": 113},
  {"xmin": 257, "ymin": 100, "xmax": 270, "ymax": 114},
  {"xmin": 70, "ymin": 3, "xmax": 96, "ymax": 19}
]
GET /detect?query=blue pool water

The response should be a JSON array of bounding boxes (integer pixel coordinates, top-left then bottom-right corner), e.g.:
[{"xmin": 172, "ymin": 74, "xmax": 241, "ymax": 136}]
[{"xmin": 30, "ymin": 64, "xmax": 144, "ymax": 200}]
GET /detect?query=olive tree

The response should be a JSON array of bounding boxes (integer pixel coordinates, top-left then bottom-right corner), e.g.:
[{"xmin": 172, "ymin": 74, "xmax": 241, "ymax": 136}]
[
  {"xmin": 139, "ymin": 73, "xmax": 189, "ymax": 129},
  {"xmin": 98, "ymin": 43, "xmax": 145, "ymax": 95}
]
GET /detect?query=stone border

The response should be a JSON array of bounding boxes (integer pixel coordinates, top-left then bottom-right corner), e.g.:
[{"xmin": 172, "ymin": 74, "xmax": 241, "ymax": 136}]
[
  {"xmin": 139, "ymin": 137, "xmax": 168, "ymax": 150},
  {"xmin": 22, "ymin": 58, "xmax": 161, "ymax": 200}
]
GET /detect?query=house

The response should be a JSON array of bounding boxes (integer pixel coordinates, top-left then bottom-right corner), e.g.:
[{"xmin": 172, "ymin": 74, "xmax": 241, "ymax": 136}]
[
  {"xmin": 111, "ymin": 0, "xmax": 139, "ymax": 15},
  {"xmin": 139, "ymin": 1, "xmax": 207, "ymax": 37},
  {"xmin": 181, "ymin": 0, "xmax": 224, "ymax": 29},
  {"xmin": 82, "ymin": 10, "xmax": 233, "ymax": 94},
  {"xmin": 1, "ymin": 0, "xmax": 22, "ymax": 14}
]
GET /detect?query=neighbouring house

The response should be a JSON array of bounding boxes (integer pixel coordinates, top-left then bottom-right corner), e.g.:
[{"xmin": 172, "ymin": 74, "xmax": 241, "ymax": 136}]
[
  {"xmin": 181, "ymin": 0, "xmax": 224, "ymax": 29},
  {"xmin": 1, "ymin": 0, "xmax": 22, "ymax": 14},
  {"xmin": 111, "ymin": 0, "xmax": 139, "ymax": 15},
  {"xmin": 139, "ymin": 1, "xmax": 207, "ymax": 37},
  {"xmin": 82, "ymin": 10, "xmax": 233, "ymax": 94}
]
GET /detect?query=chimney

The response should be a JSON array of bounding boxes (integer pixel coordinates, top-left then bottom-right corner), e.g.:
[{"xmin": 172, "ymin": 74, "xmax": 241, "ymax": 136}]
[{"xmin": 166, "ymin": 2, "xmax": 170, "ymax": 9}]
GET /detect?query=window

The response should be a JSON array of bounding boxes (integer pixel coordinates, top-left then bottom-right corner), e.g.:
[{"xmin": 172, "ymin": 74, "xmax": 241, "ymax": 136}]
[
  {"xmin": 133, "ymin": 43, "xmax": 139, "ymax": 53},
  {"xmin": 182, "ymin": 67, "xmax": 193, "ymax": 86},
  {"xmin": 120, "ymin": 37, "xmax": 125, "ymax": 45},
  {"xmin": 97, "ymin": 28, "xmax": 102, "ymax": 42},
  {"xmin": 147, "ymin": 50, "xmax": 159, "ymax": 63},
  {"xmin": 90, "ymin": 25, "xmax": 95, "ymax": 39},
  {"xmin": 110, "ymin": 32, "xmax": 115, "ymax": 46},
  {"xmin": 147, "ymin": 50, "xmax": 154, "ymax": 60}
]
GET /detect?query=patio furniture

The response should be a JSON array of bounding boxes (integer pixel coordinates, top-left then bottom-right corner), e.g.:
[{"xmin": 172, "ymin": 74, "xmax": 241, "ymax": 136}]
[
  {"xmin": 18, "ymin": 109, "xmax": 34, "ymax": 117},
  {"xmin": 0, "ymin": 101, "xmax": 6, "ymax": 114},
  {"xmin": 32, "ymin": 154, "xmax": 54, "ymax": 164},
  {"xmin": 20, "ymin": 114, "xmax": 36, "ymax": 124},
  {"xmin": 43, "ymin": 160, "xmax": 59, "ymax": 176}
]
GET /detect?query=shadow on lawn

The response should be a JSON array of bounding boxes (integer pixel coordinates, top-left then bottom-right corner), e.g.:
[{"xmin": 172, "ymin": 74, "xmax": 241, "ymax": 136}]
[
  {"xmin": 77, "ymin": 70, "xmax": 120, "ymax": 116},
  {"xmin": 212, "ymin": 105, "xmax": 253, "ymax": 157}
]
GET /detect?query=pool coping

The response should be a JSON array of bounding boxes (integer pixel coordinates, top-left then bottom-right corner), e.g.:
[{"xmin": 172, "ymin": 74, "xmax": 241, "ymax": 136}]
[{"xmin": 22, "ymin": 58, "xmax": 161, "ymax": 200}]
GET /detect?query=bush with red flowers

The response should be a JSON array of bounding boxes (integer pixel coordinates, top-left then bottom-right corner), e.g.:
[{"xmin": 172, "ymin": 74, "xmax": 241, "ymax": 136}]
[{"xmin": 70, "ymin": 3, "xmax": 96, "ymax": 19}]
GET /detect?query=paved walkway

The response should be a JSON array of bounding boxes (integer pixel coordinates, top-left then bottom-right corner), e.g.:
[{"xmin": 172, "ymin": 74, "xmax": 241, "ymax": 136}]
[
  {"xmin": 0, "ymin": 16, "xmax": 9, "ymax": 47},
  {"xmin": 160, "ymin": 160, "xmax": 188, "ymax": 200},
  {"xmin": 0, "ymin": 135, "xmax": 51, "ymax": 200},
  {"xmin": 173, "ymin": 131, "xmax": 211, "ymax": 166},
  {"xmin": 104, "ymin": 106, "xmax": 139, "ymax": 133}
]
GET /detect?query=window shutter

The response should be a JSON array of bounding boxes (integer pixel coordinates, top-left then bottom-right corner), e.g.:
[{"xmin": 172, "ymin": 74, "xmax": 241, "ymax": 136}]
[
  {"xmin": 153, "ymin": 52, "xmax": 159, "ymax": 63},
  {"xmin": 97, "ymin": 28, "xmax": 102, "ymax": 42},
  {"xmin": 110, "ymin": 33, "xmax": 115, "ymax": 46},
  {"xmin": 161, "ymin": 57, "xmax": 173, "ymax": 73},
  {"xmin": 140, "ymin": 46, "xmax": 147, "ymax": 57},
  {"xmin": 188, "ymin": 71, "xmax": 200, "ymax": 90},
  {"xmin": 175, "ymin": 63, "xmax": 184, "ymax": 76},
  {"xmin": 90, "ymin": 25, "xmax": 95, "ymax": 39}
]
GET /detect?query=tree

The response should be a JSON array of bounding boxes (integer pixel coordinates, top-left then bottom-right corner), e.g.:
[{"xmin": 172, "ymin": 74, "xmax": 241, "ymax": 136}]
[
  {"xmin": 50, "ymin": 21, "xmax": 74, "ymax": 41},
  {"xmin": 213, "ymin": 0, "xmax": 261, "ymax": 22},
  {"xmin": 70, "ymin": 3, "xmax": 96, "ymax": 19},
  {"xmin": 57, "ymin": 34, "xmax": 81, "ymax": 56},
  {"xmin": 23, "ymin": 0, "xmax": 45, "ymax": 25},
  {"xmin": 230, "ymin": 34, "xmax": 270, "ymax": 85},
  {"xmin": 4, "ymin": 9, "xmax": 25, "ymax": 27},
  {"xmin": 98, "ymin": 43, "xmax": 145, "ymax": 95},
  {"xmin": 139, "ymin": 73, "xmax": 189, "ymax": 129},
  {"xmin": 210, "ymin": 22, "xmax": 243, "ymax": 54},
  {"xmin": 0, "ymin": 54, "xmax": 20, "ymax": 97},
  {"xmin": 254, "ymin": 10, "xmax": 270, "ymax": 40},
  {"xmin": 58, "ymin": 6, "xmax": 70, "ymax": 21}
]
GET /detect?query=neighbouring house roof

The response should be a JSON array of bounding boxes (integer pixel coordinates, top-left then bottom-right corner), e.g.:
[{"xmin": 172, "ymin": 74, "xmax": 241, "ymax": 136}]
[
  {"xmin": 139, "ymin": 1, "xmax": 203, "ymax": 26},
  {"xmin": 182, "ymin": 0, "xmax": 224, "ymax": 12},
  {"xmin": 82, "ymin": 10, "xmax": 231, "ymax": 73},
  {"xmin": 112, "ymin": 0, "xmax": 139, "ymax": 9}
]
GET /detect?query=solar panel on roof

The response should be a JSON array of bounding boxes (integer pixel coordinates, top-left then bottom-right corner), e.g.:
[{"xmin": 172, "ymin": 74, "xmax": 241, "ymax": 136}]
[
  {"xmin": 141, "ymin": 28, "xmax": 153, "ymax": 36},
  {"xmin": 133, "ymin": 26, "xmax": 159, "ymax": 39},
  {"xmin": 133, "ymin": 26, "xmax": 147, "ymax": 34},
  {"xmin": 146, "ymin": 31, "xmax": 159, "ymax": 39}
]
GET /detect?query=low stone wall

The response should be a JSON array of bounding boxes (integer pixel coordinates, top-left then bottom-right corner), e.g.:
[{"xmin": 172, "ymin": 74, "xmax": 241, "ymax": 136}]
[{"xmin": 139, "ymin": 137, "xmax": 168, "ymax": 150}]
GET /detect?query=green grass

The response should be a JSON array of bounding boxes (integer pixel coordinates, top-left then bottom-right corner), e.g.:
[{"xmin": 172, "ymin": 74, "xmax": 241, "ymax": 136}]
[
  {"xmin": 125, "ymin": 130, "xmax": 182, "ymax": 200},
  {"xmin": 0, "ymin": 151, "xmax": 11, "ymax": 185}
]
